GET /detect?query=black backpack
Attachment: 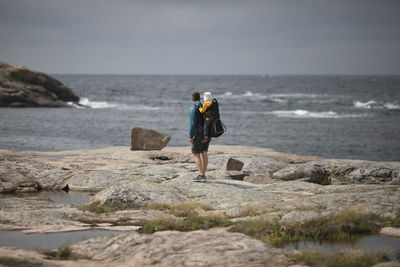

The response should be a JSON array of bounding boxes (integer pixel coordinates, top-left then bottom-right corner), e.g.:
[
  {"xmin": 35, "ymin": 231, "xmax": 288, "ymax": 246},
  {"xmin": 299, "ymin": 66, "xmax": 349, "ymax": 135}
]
[{"xmin": 206, "ymin": 98, "xmax": 226, "ymax": 138}]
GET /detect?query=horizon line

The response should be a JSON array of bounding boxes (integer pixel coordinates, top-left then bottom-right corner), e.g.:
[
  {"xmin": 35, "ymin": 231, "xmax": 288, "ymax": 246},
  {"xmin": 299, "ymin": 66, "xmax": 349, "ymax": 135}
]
[{"xmin": 50, "ymin": 73, "xmax": 400, "ymax": 76}]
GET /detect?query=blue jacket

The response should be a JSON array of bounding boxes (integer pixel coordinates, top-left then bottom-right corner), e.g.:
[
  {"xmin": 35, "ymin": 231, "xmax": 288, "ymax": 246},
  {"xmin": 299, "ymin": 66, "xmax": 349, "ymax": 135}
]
[{"xmin": 189, "ymin": 101, "xmax": 204, "ymax": 138}]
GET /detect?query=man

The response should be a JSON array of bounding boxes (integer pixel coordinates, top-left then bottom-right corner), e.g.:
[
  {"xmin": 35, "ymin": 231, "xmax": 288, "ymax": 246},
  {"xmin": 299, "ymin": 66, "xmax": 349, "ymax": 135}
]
[{"xmin": 189, "ymin": 92, "xmax": 210, "ymax": 182}]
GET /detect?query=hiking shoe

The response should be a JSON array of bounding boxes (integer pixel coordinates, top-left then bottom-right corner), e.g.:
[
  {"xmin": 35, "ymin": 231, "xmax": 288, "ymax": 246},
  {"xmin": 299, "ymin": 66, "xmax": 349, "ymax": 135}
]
[
  {"xmin": 201, "ymin": 137, "xmax": 209, "ymax": 143},
  {"xmin": 194, "ymin": 175, "xmax": 206, "ymax": 182}
]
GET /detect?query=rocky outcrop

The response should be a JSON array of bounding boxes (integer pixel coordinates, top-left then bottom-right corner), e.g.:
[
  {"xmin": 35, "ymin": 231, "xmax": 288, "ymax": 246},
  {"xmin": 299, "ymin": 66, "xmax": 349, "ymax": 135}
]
[
  {"xmin": 272, "ymin": 159, "xmax": 400, "ymax": 185},
  {"xmin": 380, "ymin": 227, "xmax": 400, "ymax": 238},
  {"xmin": 0, "ymin": 151, "xmax": 73, "ymax": 193},
  {"xmin": 1, "ymin": 146, "xmax": 399, "ymax": 218},
  {"xmin": 71, "ymin": 228, "xmax": 288, "ymax": 266},
  {"xmin": 0, "ymin": 229, "xmax": 290, "ymax": 267},
  {"xmin": 0, "ymin": 146, "xmax": 399, "ymax": 224},
  {"xmin": 131, "ymin": 127, "xmax": 170, "ymax": 150},
  {"xmin": 244, "ymin": 174, "xmax": 275, "ymax": 184},
  {"xmin": 0, "ymin": 197, "xmax": 168, "ymax": 233},
  {"xmin": 0, "ymin": 145, "xmax": 399, "ymax": 266},
  {"xmin": 0, "ymin": 61, "xmax": 79, "ymax": 107},
  {"xmin": 0, "ymin": 197, "xmax": 88, "ymax": 233},
  {"xmin": 92, "ymin": 180, "xmax": 187, "ymax": 209}
]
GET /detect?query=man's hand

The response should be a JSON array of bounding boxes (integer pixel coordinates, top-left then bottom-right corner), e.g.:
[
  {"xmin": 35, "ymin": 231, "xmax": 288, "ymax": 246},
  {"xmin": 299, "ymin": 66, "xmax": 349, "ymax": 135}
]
[{"xmin": 189, "ymin": 138, "xmax": 193, "ymax": 143}]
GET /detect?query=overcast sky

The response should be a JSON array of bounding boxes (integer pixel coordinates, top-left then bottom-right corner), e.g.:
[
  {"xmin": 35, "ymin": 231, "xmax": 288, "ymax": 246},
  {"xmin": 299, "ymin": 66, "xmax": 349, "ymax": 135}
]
[{"xmin": 0, "ymin": 0, "xmax": 399, "ymax": 75}]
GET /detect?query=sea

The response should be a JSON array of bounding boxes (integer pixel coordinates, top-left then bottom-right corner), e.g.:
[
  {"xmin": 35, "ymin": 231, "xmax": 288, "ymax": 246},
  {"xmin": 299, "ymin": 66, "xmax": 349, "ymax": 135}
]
[{"xmin": 1, "ymin": 75, "xmax": 399, "ymax": 162}]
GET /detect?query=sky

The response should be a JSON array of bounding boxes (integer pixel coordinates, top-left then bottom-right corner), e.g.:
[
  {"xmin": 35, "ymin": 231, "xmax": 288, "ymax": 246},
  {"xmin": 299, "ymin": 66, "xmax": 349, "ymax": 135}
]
[{"xmin": 0, "ymin": 0, "xmax": 399, "ymax": 75}]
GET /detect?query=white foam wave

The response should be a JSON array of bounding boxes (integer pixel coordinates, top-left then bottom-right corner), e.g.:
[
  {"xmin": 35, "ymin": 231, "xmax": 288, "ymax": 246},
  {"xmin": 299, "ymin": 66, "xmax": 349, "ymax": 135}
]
[
  {"xmin": 217, "ymin": 91, "xmax": 329, "ymax": 103},
  {"xmin": 218, "ymin": 91, "xmax": 267, "ymax": 99},
  {"xmin": 384, "ymin": 103, "xmax": 400, "ymax": 110},
  {"xmin": 68, "ymin": 97, "xmax": 162, "ymax": 110},
  {"xmin": 270, "ymin": 93, "xmax": 321, "ymax": 98},
  {"xmin": 269, "ymin": 110, "xmax": 366, "ymax": 119},
  {"xmin": 127, "ymin": 105, "xmax": 161, "ymax": 111},
  {"xmin": 66, "ymin": 101, "xmax": 85, "ymax": 108},
  {"xmin": 217, "ymin": 91, "xmax": 271, "ymax": 101},
  {"xmin": 354, "ymin": 100, "xmax": 400, "ymax": 110},
  {"xmin": 78, "ymin": 97, "xmax": 120, "ymax": 109},
  {"xmin": 222, "ymin": 91, "xmax": 233, "ymax": 97}
]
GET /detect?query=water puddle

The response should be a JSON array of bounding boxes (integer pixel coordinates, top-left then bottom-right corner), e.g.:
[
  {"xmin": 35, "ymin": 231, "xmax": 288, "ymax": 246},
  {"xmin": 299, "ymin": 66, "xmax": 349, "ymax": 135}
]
[
  {"xmin": 0, "ymin": 191, "xmax": 94, "ymax": 206},
  {"xmin": 0, "ymin": 229, "xmax": 134, "ymax": 250},
  {"xmin": 285, "ymin": 235, "xmax": 400, "ymax": 261}
]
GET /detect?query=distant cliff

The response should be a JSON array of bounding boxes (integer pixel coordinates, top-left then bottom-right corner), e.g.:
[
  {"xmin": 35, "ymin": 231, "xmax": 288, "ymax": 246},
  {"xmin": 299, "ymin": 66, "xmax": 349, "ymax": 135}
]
[{"xmin": 0, "ymin": 61, "xmax": 79, "ymax": 107}]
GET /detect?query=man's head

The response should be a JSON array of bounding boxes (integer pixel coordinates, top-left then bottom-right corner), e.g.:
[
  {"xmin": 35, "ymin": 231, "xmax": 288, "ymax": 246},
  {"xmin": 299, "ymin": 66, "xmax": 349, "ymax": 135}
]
[
  {"xmin": 203, "ymin": 92, "xmax": 212, "ymax": 101},
  {"xmin": 192, "ymin": 92, "xmax": 200, "ymax": 102}
]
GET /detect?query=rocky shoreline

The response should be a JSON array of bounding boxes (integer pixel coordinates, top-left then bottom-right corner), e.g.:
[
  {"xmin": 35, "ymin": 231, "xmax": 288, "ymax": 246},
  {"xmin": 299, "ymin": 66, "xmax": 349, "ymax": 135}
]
[
  {"xmin": 0, "ymin": 61, "xmax": 79, "ymax": 107},
  {"xmin": 0, "ymin": 145, "xmax": 399, "ymax": 266}
]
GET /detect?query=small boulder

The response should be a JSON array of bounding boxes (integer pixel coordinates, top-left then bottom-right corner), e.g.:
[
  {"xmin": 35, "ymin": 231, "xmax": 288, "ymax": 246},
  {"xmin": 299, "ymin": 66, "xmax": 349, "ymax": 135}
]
[
  {"xmin": 130, "ymin": 127, "xmax": 170, "ymax": 151},
  {"xmin": 0, "ymin": 182, "xmax": 17, "ymax": 193},
  {"xmin": 224, "ymin": 158, "xmax": 244, "ymax": 171},
  {"xmin": 309, "ymin": 165, "xmax": 331, "ymax": 185}
]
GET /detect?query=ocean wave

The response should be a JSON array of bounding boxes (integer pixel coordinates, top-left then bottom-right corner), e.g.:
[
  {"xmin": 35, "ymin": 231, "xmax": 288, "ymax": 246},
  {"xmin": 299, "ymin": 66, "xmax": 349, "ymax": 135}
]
[
  {"xmin": 217, "ymin": 91, "xmax": 268, "ymax": 101},
  {"xmin": 127, "ymin": 105, "xmax": 161, "ymax": 111},
  {"xmin": 269, "ymin": 93, "xmax": 321, "ymax": 98},
  {"xmin": 68, "ymin": 98, "xmax": 161, "ymax": 110},
  {"xmin": 354, "ymin": 100, "xmax": 400, "ymax": 110},
  {"xmin": 268, "ymin": 110, "xmax": 367, "ymax": 119},
  {"xmin": 217, "ymin": 91, "xmax": 330, "ymax": 103},
  {"xmin": 78, "ymin": 97, "xmax": 121, "ymax": 109}
]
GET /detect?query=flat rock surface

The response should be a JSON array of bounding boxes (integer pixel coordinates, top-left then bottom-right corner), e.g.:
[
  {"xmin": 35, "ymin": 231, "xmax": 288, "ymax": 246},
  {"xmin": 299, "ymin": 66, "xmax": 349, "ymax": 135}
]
[
  {"xmin": 71, "ymin": 228, "xmax": 289, "ymax": 266},
  {"xmin": 0, "ymin": 145, "xmax": 399, "ymax": 266},
  {"xmin": 0, "ymin": 197, "xmax": 167, "ymax": 233},
  {"xmin": 1, "ymin": 145, "xmax": 399, "ymax": 219},
  {"xmin": 380, "ymin": 227, "xmax": 400, "ymax": 238},
  {"xmin": 0, "ymin": 229, "xmax": 290, "ymax": 267}
]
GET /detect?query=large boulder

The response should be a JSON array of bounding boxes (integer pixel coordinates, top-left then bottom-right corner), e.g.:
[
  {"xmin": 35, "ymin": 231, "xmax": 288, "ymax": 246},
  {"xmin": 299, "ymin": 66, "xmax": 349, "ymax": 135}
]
[
  {"xmin": 0, "ymin": 61, "xmax": 79, "ymax": 107},
  {"xmin": 130, "ymin": 127, "xmax": 170, "ymax": 150}
]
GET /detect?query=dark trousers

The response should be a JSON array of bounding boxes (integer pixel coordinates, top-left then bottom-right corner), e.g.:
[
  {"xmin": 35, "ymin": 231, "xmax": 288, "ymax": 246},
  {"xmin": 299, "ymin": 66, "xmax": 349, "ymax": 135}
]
[{"xmin": 204, "ymin": 119, "xmax": 211, "ymax": 137}]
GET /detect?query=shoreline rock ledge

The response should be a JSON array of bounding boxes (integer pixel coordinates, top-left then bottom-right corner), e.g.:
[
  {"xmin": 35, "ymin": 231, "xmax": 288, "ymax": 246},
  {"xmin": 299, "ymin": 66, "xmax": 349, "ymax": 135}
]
[{"xmin": 0, "ymin": 61, "xmax": 80, "ymax": 107}]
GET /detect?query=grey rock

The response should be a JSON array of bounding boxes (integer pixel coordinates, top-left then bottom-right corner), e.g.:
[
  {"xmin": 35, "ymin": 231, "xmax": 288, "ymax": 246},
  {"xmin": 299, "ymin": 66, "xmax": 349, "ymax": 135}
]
[
  {"xmin": 280, "ymin": 210, "xmax": 327, "ymax": 225},
  {"xmin": 1, "ymin": 145, "xmax": 400, "ymax": 230},
  {"xmin": 273, "ymin": 164, "xmax": 312, "ymax": 181},
  {"xmin": 274, "ymin": 159, "xmax": 400, "ymax": 185},
  {"xmin": 71, "ymin": 228, "xmax": 289, "ymax": 266},
  {"xmin": 0, "ymin": 61, "xmax": 79, "ymax": 107},
  {"xmin": 224, "ymin": 158, "xmax": 244, "ymax": 171},
  {"xmin": 309, "ymin": 165, "xmax": 331, "ymax": 185},
  {"xmin": 380, "ymin": 227, "xmax": 400, "ymax": 238},
  {"xmin": 0, "ymin": 197, "xmax": 87, "ymax": 233},
  {"xmin": 0, "ymin": 181, "xmax": 17, "ymax": 192},
  {"xmin": 0, "ymin": 154, "xmax": 72, "ymax": 193},
  {"xmin": 64, "ymin": 170, "xmax": 133, "ymax": 190},
  {"xmin": 91, "ymin": 180, "xmax": 187, "ymax": 209},
  {"xmin": 131, "ymin": 127, "xmax": 170, "ymax": 151},
  {"xmin": 244, "ymin": 174, "xmax": 276, "ymax": 184},
  {"xmin": 241, "ymin": 157, "xmax": 287, "ymax": 174},
  {"xmin": 0, "ymin": 197, "xmax": 166, "ymax": 234},
  {"xmin": 373, "ymin": 263, "xmax": 400, "ymax": 267}
]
